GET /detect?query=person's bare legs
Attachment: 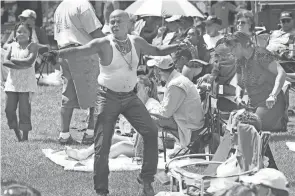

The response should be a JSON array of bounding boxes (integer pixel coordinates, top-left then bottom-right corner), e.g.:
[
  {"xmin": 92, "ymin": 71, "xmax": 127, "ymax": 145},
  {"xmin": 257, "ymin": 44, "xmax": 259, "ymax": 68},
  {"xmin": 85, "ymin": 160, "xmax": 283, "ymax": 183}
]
[
  {"xmin": 109, "ymin": 141, "xmax": 134, "ymax": 158},
  {"xmin": 112, "ymin": 134, "xmax": 131, "ymax": 145},
  {"xmin": 66, "ymin": 134, "xmax": 133, "ymax": 160}
]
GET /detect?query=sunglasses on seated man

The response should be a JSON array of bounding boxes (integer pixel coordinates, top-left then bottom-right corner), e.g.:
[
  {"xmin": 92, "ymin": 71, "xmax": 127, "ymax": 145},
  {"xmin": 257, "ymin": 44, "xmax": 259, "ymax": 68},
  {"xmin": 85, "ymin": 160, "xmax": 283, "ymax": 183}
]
[{"xmin": 281, "ymin": 19, "xmax": 292, "ymax": 24}]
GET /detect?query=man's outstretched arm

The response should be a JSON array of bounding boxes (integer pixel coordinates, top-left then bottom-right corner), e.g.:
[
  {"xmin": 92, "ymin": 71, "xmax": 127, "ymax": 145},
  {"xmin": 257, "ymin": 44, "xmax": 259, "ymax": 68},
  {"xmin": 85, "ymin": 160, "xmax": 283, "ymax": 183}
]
[
  {"xmin": 58, "ymin": 39, "xmax": 102, "ymax": 59},
  {"xmin": 135, "ymin": 36, "xmax": 187, "ymax": 56}
]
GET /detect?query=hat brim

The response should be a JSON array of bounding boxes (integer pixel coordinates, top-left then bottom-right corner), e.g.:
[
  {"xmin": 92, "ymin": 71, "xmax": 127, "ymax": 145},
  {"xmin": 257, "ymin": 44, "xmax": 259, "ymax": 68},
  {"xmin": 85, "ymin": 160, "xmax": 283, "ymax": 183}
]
[
  {"xmin": 147, "ymin": 59, "xmax": 157, "ymax": 67},
  {"xmin": 18, "ymin": 14, "xmax": 36, "ymax": 19},
  {"xmin": 280, "ymin": 16, "xmax": 292, "ymax": 20}
]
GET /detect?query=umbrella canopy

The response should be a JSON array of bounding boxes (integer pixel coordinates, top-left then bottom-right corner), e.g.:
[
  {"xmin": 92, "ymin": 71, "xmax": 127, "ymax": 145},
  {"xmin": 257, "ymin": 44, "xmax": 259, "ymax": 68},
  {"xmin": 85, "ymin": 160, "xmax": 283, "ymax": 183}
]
[{"xmin": 125, "ymin": 0, "xmax": 204, "ymax": 18}]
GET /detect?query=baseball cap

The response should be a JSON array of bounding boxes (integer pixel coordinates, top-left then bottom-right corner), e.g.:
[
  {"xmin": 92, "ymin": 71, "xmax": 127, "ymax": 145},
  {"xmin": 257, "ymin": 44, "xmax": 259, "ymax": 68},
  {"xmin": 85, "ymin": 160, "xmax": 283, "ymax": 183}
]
[
  {"xmin": 204, "ymin": 15, "xmax": 222, "ymax": 26},
  {"xmin": 280, "ymin": 11, "xmax": 293, "ymax": 20},
  {"xmin": 239, "ymin": 168, "xmax": 289, "ymax": 192},
  {"xmin": 18, "ymin": 9, "xmax": 37, "ymax": 19},
  {"xmin": 147, "ymin": 56, "xmax": 174, "ymax": 69}
]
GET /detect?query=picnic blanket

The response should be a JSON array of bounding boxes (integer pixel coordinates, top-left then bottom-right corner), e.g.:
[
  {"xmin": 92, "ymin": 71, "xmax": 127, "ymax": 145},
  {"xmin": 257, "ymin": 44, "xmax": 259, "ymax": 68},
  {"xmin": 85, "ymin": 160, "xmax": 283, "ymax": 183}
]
[{"xmin": 42, "ymin": 149, "xmax": 204, "ymax": 172}]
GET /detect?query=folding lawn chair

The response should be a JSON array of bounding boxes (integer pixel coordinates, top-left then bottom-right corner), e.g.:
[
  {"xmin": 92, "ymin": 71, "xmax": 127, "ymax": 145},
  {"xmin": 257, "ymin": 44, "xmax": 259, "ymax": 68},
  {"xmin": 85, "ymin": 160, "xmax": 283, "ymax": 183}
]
[{"xmin": 165, "ymin": 123, "xmax": 271, "ymax": 196}]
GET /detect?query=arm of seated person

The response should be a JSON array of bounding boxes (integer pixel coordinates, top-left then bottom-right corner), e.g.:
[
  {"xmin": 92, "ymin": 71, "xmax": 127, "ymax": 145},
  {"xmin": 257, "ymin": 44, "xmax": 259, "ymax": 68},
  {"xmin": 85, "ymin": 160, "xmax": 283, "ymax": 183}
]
[{"xmin": 157, "ymin": 86, "xmax": 186, "ymax": 118}]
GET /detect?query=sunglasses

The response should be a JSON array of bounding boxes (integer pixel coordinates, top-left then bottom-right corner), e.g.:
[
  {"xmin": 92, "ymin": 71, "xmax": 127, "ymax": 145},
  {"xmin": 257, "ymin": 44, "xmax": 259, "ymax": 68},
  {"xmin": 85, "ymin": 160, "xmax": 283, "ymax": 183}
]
[
  {"xmin": 281, "ymin": 19, "xmax": 292, "ymax": 23},
  {"xmin": 237, "ymin": 20, "xmax": 247, "ymax": 25}
]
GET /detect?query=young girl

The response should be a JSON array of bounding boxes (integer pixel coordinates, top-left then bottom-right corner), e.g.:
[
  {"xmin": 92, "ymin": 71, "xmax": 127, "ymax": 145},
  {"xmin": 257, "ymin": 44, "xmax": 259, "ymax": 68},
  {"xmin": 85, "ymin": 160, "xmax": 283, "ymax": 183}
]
[{"xmin": 3, "ymin": 22, "xmax": 39, "ymax": 141}]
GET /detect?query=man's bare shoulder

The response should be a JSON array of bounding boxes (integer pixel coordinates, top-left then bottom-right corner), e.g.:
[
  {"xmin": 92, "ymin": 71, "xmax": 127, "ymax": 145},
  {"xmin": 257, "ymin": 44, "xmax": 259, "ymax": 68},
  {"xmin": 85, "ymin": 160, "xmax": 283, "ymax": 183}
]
[{"xmin": 91, "ymin": 36, "xmax": 111, "ymax": 46}]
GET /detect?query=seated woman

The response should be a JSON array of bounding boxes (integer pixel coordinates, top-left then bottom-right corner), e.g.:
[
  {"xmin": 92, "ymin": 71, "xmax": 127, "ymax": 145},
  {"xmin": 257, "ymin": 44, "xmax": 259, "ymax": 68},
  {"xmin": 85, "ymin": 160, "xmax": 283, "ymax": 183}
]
[
  {"xmin": 65, "ymin": 75, "xmax": 162, "ymax": 160},
  {"xmin": 217, "ymin": 32, "xmax": 287, "ymax": 132},
  {"xmin": 236, "ymin": 10, "xmax": 269, "ymax": 48}
]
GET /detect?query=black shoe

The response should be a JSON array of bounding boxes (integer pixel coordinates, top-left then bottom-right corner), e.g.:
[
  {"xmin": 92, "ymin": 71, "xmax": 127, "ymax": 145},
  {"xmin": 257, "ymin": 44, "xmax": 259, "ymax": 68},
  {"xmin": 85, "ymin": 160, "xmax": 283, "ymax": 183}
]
[
  {"xmin": 95, "ymin": 189, "xmax": 108, "ymax": 196},
  {"xmin": 22, "ymin": 131, "xmax": 29, "ymax": 141},
  {"xmin": 14, "ymin": 129, "xmax": 22, "ymax": 142},
  {"xmin": 96, "ymin": 193, "xmax": 107, "ymax": 196},
  {"xmin": 58, "ymin": 135, "xmax": 75, "ymax": 145},
  {"xmin": 81, "ymin": 133, "xmax": 94, "ymax": 145},
  {"xmin": 137, "ymin": 177, "xmax": 155, "ymax": 196}
]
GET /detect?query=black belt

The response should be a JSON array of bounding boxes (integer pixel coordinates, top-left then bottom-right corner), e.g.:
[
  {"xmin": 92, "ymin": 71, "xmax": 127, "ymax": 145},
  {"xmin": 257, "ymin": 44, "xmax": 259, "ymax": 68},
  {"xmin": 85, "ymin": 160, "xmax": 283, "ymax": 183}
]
[
  {"xmin": 98, "ymin": 85, "xmax": 135, "ymax": 95},
  {"xmin": 59, "ymin": 44, "xmax": 81, "ymax": 49}
]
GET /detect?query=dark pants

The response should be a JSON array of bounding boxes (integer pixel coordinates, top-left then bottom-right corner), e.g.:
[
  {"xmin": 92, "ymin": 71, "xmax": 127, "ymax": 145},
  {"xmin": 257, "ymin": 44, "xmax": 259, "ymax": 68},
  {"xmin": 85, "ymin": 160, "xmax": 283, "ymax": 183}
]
[
  {"xmin": 5, "ymin": 92, "xmax": 32, "ymax": 131},
  {"xmin": 93, "ymin": 86, "xmax": 158, "ymax": 194},
  {"xmin": 61, "ymin": 107, "xmax": 95, "ymax": 133}
]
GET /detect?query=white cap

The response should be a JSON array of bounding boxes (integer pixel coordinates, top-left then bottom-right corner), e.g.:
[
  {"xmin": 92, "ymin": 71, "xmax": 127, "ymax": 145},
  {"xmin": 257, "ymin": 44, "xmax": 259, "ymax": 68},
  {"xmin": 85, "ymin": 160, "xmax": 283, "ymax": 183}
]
[
  {"xmin": 165, "ymin": 15, "xmax": 182, "ymax": 22},
  {"xmin": 147, "ymin": 56, "xmax": 174, "ymax": 69},
  {"xmin": 18, "ymin": 9, "xmax": 37, "ymax": 19},
  {"xmin": 240, "ymin": 168, "xmax": 289, "ymax": 192}
]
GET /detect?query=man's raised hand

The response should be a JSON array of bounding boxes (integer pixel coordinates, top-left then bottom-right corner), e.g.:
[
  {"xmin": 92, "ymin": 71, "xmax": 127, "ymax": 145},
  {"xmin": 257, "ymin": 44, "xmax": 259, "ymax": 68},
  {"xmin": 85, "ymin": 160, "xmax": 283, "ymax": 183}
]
[{"xmin": 42, "ymin": 50, "xmax": 59, "ymax": 65}]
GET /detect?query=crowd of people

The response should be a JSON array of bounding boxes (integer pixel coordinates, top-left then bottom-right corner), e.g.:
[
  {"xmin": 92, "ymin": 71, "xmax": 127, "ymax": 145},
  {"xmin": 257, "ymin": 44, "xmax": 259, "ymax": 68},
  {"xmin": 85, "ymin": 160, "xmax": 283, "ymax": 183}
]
[{"xmin": 1, "ymin": 0, "xmax": 294, "ymax": 195}]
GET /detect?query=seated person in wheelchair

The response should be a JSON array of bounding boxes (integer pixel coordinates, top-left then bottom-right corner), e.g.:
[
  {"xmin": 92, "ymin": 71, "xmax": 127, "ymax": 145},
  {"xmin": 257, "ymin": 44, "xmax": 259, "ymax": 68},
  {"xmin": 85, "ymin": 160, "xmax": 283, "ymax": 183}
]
[
  {"xmin": 148, "ymin": 55, "xmax": 205, "ymax": 155},
  {"xmin": 266, "ymin": 11, "xmax": 295, "ymax": 59},
  {"xmin": 197, "ymin": 37, "xmax": 238, "ymax": 112}
]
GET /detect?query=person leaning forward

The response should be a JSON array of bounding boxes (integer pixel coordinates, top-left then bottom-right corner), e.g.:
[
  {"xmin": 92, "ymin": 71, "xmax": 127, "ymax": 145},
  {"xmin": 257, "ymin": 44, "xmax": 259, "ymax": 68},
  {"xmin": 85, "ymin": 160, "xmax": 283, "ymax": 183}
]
[
  {"xmin": 53, "ymin": 0, "xmax": 104, "ymax": 145},
  {"xmin": 43, "ymin": 10, "xmax": 189, "ymax": 196}
]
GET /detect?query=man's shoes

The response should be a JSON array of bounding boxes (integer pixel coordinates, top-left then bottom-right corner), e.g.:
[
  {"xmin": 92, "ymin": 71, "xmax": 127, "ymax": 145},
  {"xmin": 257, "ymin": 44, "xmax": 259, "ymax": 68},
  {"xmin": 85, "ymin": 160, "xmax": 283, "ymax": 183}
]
[
  {"xmin": 96, "ymin": 193, "xmax": 107, "ymax": 196},
  {"xmin": 95, "ymin": 189, "xmax": 108, "ymax": 196},
  {"xmin": 81, "ymin": 133, "xmax": 94, "ymax": 145},
  {"xmin": 58, "ymin": 135, "xmax": 75, "ymax": 145},
  {"xmin": 13, "ymin": 129, "xmax": 22, "ymax": 142},
  {"xmin": 22, "ymin": 131, "xmax": 29, "ymax": 141},
  {"xmin": 137, "ymin": 177, "xmax": 155, "ymax": 196}
]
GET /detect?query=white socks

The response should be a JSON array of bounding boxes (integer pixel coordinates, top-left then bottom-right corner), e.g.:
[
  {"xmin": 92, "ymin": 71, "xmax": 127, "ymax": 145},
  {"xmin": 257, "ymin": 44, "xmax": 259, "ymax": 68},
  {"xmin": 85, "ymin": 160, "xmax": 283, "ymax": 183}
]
[
  {"xmin": 85, "ymin": 129, "xmax": 94, "ymax": 136},
  {"xmin": 59, "ymin": 132, "xmax": 70, "ymax": 139}
]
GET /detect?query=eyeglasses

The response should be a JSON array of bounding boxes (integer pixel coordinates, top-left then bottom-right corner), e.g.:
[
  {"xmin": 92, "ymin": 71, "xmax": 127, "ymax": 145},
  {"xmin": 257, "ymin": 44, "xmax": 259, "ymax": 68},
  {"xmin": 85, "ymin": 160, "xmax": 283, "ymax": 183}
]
[
  {"xmin": 237, "ymin": 20, "xmax": 247, "ymax": 25},
  {"xmin": 281, "ymin": 19, "xmax": 292, "ymax": 23}
]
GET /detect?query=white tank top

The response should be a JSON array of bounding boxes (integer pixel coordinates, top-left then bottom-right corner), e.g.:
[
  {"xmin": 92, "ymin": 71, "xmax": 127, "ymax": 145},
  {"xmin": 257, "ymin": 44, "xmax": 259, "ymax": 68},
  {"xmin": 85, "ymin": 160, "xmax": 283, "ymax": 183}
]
[{"xmin": 98, "ymin": 34, "xmax": 139, "ymax": 92}]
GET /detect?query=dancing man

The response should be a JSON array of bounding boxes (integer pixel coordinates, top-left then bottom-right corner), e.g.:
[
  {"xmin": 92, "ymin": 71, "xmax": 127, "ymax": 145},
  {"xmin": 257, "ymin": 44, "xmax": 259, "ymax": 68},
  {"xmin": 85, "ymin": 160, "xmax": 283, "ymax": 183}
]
[{"xmin": 44, "ymin": 10, "xmax": 188, "ymax": 196}]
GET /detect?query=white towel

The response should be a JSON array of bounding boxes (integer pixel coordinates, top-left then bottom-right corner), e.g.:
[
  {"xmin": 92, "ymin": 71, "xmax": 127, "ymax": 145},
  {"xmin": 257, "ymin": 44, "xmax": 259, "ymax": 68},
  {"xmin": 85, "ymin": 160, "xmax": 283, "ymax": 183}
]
[{"xmin": 42, "ymin": 149, "xmax": 204, "ymax": 172}]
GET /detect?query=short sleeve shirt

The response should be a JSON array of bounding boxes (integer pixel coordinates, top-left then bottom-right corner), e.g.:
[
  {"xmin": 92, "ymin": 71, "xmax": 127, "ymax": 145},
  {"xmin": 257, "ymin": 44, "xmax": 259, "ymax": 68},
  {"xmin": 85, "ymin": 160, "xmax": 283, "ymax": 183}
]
[
  {"xmin": 236, "ymin": 47, "xmax": 277, "ymax": 100},
  {"xmin": 54, "ymin": 0, "xmax": 102, "ymax": 47}
]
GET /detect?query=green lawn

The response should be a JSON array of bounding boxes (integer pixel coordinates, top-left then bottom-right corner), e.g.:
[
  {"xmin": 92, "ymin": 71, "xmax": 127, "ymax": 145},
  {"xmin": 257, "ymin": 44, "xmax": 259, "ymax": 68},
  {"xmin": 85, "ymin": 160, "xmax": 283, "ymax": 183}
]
[{"xmin": 1, "ymin": 86, "xmax": 295, "ymax": 196}]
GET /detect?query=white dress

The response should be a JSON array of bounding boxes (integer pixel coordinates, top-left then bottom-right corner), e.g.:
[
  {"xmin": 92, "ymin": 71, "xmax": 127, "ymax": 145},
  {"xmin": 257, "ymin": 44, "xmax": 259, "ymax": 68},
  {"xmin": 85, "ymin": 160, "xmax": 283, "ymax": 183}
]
[{"xmin": 4, "ymin": 42, "xmax": 38, "ymax": 93}]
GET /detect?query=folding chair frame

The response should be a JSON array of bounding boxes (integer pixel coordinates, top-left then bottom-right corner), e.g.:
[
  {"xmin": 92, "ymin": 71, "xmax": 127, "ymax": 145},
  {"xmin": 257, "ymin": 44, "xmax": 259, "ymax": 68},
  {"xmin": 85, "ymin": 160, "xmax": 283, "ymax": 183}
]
[{"xmin": 166, "ymin": 126, "xmax": 271, "ymax": 196}]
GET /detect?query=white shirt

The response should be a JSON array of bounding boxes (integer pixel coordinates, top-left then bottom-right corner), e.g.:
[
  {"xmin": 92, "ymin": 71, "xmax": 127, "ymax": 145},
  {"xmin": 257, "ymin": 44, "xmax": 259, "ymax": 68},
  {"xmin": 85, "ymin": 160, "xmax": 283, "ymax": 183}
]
[
  {"xmin": 203, "ymin": 33, "xmax": 224, "ymax": 50},
  {"xmin": 54, "ymin": 0, "xmax": 102, "ymax": 48}
]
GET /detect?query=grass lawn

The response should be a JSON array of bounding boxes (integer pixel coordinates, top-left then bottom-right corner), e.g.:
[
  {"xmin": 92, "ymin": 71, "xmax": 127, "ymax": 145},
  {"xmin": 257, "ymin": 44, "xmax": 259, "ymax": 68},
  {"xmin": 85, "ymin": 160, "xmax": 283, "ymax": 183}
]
[{"xmin": 1, "ymin": 85, "xmax": 295, "ymax": 196}]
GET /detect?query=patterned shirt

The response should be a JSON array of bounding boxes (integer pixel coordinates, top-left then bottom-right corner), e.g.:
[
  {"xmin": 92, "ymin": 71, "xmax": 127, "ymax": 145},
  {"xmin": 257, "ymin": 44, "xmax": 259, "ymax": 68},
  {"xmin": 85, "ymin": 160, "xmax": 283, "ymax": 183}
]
[
  {"xmin": 4, "ymin": 42, "xmax": 38, "ymax": 93},
  {"xmin": 236, "ymin": 47, "xmax": 277, "ymax": 105}
]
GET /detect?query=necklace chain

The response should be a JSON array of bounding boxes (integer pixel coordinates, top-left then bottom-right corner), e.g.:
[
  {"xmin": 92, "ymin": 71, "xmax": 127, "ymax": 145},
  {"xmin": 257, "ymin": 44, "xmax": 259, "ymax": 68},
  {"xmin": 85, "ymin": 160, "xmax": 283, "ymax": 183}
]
[
  {"xmin": 113, "ymin": 36, "xmax": 128, "ymax": 43},
  {"xmin": 113, "ymin": 37, "xmax": 133, "ymax": 70}
]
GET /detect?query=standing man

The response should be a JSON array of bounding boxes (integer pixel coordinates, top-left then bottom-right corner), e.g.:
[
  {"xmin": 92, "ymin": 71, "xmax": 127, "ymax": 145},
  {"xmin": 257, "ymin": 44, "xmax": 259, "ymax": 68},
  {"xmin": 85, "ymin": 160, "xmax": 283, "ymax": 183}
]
[
  {"xmin": 54, "ymin": 0, "xmax": 104, "ymax": 145},
  {"xmin": 44, "ymin": 10, "xmax": 187, "ymax": 196}
]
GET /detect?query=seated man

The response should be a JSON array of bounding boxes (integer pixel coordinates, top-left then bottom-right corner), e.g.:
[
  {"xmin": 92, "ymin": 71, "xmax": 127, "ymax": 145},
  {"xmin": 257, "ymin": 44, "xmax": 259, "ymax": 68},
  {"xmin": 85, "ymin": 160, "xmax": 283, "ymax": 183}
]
[
  {"xmin": 148, "ymin": 55, "xmax": 205, "ymax": 154},
  {"xmin": 198, "ymin": 37, "xmax": 237, "ymax": 112},
  {"xmin": 266, "ymin": 11, "xmax": 295, "ymax": 58}
]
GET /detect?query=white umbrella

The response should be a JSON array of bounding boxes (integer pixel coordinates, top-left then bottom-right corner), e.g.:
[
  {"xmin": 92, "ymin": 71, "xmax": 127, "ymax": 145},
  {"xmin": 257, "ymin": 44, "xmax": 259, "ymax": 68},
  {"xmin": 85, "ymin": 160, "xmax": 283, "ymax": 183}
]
[{"xmin": 125, "ymin": 0, "xmax": 204, "ymax": 18}]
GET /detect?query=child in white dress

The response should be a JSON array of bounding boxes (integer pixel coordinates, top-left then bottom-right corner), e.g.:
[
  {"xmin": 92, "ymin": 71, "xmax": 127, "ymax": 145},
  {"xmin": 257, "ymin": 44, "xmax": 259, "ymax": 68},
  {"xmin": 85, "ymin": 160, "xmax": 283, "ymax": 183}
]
[{"xmin": 3, "ymin": 22, "xmax": 38, "ymax": 141}]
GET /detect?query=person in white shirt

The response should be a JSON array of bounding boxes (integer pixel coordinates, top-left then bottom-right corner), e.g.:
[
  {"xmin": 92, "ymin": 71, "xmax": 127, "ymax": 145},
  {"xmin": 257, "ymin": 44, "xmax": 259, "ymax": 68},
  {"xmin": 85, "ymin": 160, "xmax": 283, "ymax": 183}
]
[
  {"xmin": 54, "ymin": 0, "xmax": 104, "ymax": 145},
  {"xmin": 203, "ymin": 15, "xmax": 224, "ymax": 51},
  {"xmin": 44, "ymin": 10, "xmax": 188, "ymax": 196}
]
